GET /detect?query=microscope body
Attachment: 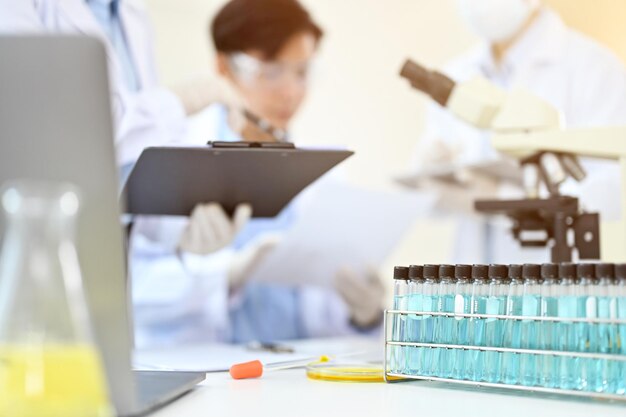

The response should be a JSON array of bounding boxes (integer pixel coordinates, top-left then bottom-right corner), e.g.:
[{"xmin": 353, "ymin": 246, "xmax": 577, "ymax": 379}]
[{"xmin": 400, "ymin": 59, "xmax": 626, "ymax": 262}]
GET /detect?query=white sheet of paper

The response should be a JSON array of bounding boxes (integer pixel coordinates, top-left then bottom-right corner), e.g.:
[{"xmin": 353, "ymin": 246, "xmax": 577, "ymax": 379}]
[
  {"xmin": 248, "ymin": 181, "xmax": 436, "ymax": 286},
  {"xmin": 133, "ymin": 337, "xmax": 381, "ymax": 372},
  {"xmin": 133, "ymin": 344, "xmax": 311, "ymax": 373},
  {"xmin": 395, "ymin": 158, "xmax": 522, "ymax": 189}
]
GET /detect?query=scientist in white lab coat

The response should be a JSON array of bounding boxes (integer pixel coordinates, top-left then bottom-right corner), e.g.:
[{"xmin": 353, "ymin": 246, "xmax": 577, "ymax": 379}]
[
  {"xmin": 0, "ymin": 0, "xmax": 256, "ymax": 264},
  {"xmin": 131, "ymin": 0, "xmax": 385, "ymax": 347},
  {"xmin": 412, "ymin": 0, "xmax": 626, "ymax": 264},
  {"xmin": 0, "ymin": 0, "xmax": 382, "ymax": 345},
  {"xmin": 0, "ymin": 0, "xmax": 240, "ymax": 170}
]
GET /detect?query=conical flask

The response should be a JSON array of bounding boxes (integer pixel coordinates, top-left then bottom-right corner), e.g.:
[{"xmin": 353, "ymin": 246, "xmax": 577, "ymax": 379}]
[{"xmin": 0, "ymin": 180, "xmax": 113, "ymax": 417}]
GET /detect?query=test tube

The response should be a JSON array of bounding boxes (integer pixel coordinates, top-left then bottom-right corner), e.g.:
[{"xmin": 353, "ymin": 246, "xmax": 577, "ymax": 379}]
[
  {"xmin": 576, "ymin": 263, "xmax": 595, "ymax": 391},
  {"xmin": 556, "ymin": 262, "xmax": 578, "ymax": 390},
  {"xmin": 594, "ymin": 263, "xmax": 615, "ymax": 393},
  {"xmin": 520, "ymin": 264, "xmax": 541, "ymax": 387},
  {"xmin": 538, "ymin": 263, "xmax": 559, "ymax": 388},
  {"xmin": 502, "ymin": 264, "xmax": 523, "ymax": 385},
  {"xmin": 452, "ymin": 264, "xmax": 471, "ymax": 380},
  {"xmin": 420, "ymin": 264, "xmax": 440, "ymax": 377},
  {"xmin": 407, "ymin": 265, "xmax": 424, "ymax": 375},
  {"xmin": 435, "ymin": 265, "xmax": 456, "ymax": 378},
  {"xmin": 467, "ymin": 264, "xmax": 489, "ymax": 382},
  {"xmin": 485, "ymin": 264, "xmax": 508, "ymax": 383},
  {"xmin": 391, "ymin": 266, "xmax": 409, "ymax": 373},
  {"xmin": 615, "ymin": 264, "xmax": 626, "ymax": 394}
]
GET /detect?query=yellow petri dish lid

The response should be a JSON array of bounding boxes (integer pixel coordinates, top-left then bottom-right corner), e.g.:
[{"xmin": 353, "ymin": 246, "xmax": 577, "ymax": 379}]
[{"xmin": 306, "ymin": 362, "xmax": 385, "ymax": 383}]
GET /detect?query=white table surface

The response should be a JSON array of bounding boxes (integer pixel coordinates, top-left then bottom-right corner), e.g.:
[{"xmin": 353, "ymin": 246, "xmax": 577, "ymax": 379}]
[{"xmin": 147, "ymin": 337, "xmax": 626, "ymax": 417}]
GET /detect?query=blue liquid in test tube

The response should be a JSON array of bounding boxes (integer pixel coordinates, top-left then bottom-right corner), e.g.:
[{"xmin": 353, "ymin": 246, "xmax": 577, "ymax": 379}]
[
  {"xmin": 519, "ymin": 264, "xmax": 541, "ymax": 387},
  {"xmin": 452, "ymin": 265, "xmax": 472, "ymax": 380},
  {"xmin": 502, "ymin": 265, "xmax": 523, "ymax": 385},
  {"xmin": 406, "ymin": 265, "xmax": 424, "ymax": 375},
  {"xmin": 420, "ymin": 265, "xmax": 440, "ymax": 377},
  {"xmin": 391, "ymin": 266, "xmax": 409, "ymax": 374},
  {"xmin": 485, "ymin": 264, "xmax": 508, "ymax": 383}
]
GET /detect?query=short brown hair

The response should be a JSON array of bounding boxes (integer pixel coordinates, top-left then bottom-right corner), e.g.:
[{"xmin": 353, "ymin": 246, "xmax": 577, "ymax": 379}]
[{"xmin": 211, "ymin": 0, "xmax": 323, "ymax": 59}]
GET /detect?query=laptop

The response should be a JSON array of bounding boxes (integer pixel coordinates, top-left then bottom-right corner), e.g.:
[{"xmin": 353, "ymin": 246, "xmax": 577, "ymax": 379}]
[{"xmin": 0, "ymin": 35, "xmax": 204, "ymax": 416}]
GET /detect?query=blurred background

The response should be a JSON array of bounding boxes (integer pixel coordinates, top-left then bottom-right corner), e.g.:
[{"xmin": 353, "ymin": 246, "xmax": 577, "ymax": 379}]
[{"xmin": 144, "ymin": 0, "xmax": 626, "ymax": 282}]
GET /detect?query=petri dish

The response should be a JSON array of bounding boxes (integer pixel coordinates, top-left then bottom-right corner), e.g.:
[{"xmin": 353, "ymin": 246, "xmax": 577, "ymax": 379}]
[{"xmin": 306, "ymin": 362, "xmax": 385, "ymax": 383}]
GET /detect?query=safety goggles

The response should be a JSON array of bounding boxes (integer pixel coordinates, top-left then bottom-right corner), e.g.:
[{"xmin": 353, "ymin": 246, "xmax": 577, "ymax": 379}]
[{"xmin": 227, "ymin": 52, "xmax": 314, "ymax": 90}]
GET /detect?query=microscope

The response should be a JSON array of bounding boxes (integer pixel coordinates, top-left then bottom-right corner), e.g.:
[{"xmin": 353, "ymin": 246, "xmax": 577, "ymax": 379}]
[{"xmin": 400, "ymin": 59, "xmax": 626, "ymax": 263}]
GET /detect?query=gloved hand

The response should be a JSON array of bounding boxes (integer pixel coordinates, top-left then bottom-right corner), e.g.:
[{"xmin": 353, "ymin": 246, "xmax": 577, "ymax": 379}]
[
  {"xmin": 227, "ymin": 234, "xmax": 282, "ymax": 290},
  {"xmin": 171, "ymin": 74, "xmax": 277, "ymax": 142},
  {"xmin": 419, "ymin": 170, "xmax": 500, "ymax": 215},
  {"xmin": 240, "ymin": 117, "xmax": 282, "ymax": 142},
  {"xmin": 178, "ymin": 203, "xmax": 252, "ymax": 255},
  {"xmin": 334, "ymin": 266, "xmax": 385, "ymax": 329},
  {"xmin": 171, "ymin": 74, "xmax": 242, "ymax": 116}
]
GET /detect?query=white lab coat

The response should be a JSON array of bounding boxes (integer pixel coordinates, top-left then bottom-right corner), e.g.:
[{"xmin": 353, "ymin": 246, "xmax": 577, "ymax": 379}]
[
  {"xmin": 0, "ymin": 0, "xmax": 187, "ymax": 166},
  {"xmin": 131, "ymin": 105, "xmax": 361, "ymax": 347},
  {"xmin": 413, "ymin": 8, "xmax": 626, "ymax": 264}
]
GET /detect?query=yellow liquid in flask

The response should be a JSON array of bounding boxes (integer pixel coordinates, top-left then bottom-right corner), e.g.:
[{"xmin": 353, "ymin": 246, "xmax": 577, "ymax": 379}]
[{"xmin": 0, "ymin": 345, "xmax": 113, "ymax": 417}]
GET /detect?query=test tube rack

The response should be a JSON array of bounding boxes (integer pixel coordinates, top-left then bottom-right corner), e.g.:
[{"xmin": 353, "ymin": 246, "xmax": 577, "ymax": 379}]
[{"xmin": 383, "ymin": 310, "xmax": 626, "ymax": 402}]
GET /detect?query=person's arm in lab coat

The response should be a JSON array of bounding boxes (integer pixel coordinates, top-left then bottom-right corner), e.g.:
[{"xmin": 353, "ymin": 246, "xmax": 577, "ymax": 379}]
[
  {"xmin": 130, "ymin": 216, "xmax": 238, "ymax": 346},
  {"xmin": 112, "ymin": 2, "xmax": 217, "ymax": 165},
  {"xmin": 0, "ymin": 0, "xmax": 234, "ymax": 166},
  {"xmin": 0, "ymin": 0, "xmax": 43, "ymax": 31},
  {"xmin": 565, "ymin": 40, "xmax": 626, "ymax": 223},
  {"xmin": 225, "ymin": 278, "xmax": 382, "ymax": 343},
  {"xmin": 0, "ymin": 0, "xmax": 185, "ymax": 166}
]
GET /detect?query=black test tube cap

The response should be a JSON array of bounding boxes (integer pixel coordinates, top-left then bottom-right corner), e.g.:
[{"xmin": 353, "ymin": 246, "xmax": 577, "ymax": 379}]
[
  {"xmin": 522, "ymin": 264, "xmax": 541, "ymax": 280},
  {"xmin": 455, "ymin": 264, "xmax": 472, "ymax": 280},
  {"xmin": 488, "ymin": 264, "xmax": 508, "ymax": 280},
  {"xmin": 541, "ymin": 263, "xmax": 559, "ymax": 280},
  {"xmin": 472, "ymin": 264, "xmax": 488, "ymax": 280},
  {"xmin": 577, "ymin": 263, "xmax": 595, "ymax": 281},
  {"xmin": 409, "ymin": 265, "xmax": 424, "ymax": 280},
  {"xmin": 439, "ymin": 264, "xmax": 455, "ymax": 279},
  {"xmin": 509, "ymin": 264, "xmax": 523, "ymax": 280},
  {"xmin": 616, "ymin": 264, "xmax": 626, "ymax": 282},
  {"xmin": 595, "ymin": 263, "xmax": 615, "ymax": 280},
  {"xmin": 393, "ymin": 266, "xmax": 409, "ymax": 280},
  {"xmin": 559, "ymin": 263, "xmax": 577, "ymax": 280},
  {"xmin": 423, "ymin": 264, "xmax": 439, "ymax": 280}
]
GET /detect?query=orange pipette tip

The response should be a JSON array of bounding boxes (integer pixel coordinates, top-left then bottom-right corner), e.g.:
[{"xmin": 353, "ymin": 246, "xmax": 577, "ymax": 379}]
[{"xmin": 229, "ymin": 360, "xmax": 264, "ymax": 380}]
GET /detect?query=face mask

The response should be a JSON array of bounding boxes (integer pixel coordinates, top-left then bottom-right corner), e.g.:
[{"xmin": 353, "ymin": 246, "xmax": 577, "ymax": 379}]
[{"xmin": 456, "ymin": 0, "xmax": 540, "ymax": 43}]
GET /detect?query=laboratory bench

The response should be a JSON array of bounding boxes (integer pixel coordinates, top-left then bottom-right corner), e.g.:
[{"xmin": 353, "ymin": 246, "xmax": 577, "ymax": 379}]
[{"xmin": 147, "ymin": 338, "xmax": 626, "ymax": 417}]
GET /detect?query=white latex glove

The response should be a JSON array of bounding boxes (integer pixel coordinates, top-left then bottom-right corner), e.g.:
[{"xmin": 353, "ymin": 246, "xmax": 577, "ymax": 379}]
[
  {"xmin": 228, "ymin": 234, "xmax": 282, "ymax": 290},
  {"xmin": 334, "ymin": 266, "xmax": 385, "ymax": 329},
  {"xmin": 178, "ymin": 203, "xmax": 252, "ymax": 255},
  {"xmin": 420, "ymin": 171, "xmax": 499, "ymax": 215},
  {"xmin": 414, "ymin": 139, "xmax": 465, "ymax": 172},
  {"xmin": 171, "ymin": 74, "xmax": 242, "ymax": 117}
]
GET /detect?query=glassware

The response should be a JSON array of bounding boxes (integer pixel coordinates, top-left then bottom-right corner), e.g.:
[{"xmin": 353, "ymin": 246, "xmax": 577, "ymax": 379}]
[
  {"xmin": 434, "ymin": 265, "xmax": 456, "ymax": 378},
  {"xmin": 420, "ymin": 265, "xmax": 440, "ymax": 377},
  {"xmin": 406, "ymin": 265, "xmax": 424, "ymax": 375},
  {"xmin": 467, "ymin": 265, "xmax": 488, "ymax": 382},
  {"xmin": 391, "ymin": 266, "xmax": 409, "ymax": 373},
  {"xmin": 0, "ymin": 180, "xmax": 113, "ymax": 417},
  {"xmin": 502, "ymin": 264, "xmax": 523, "ymax": 385},
  {"xmin": 538, "ymin": 263, "xmax": 559, "ymax": 388},
  {"xmin": 484, "ymin": 264, "xmax": 507, "ymax": 383},
  {"xmin": 452, "ymin": 264, "xmax": 471, "ymax": 380},
  {"xmin": 519, "ymin": 264, "xmax": 541, "ymax": 387}
]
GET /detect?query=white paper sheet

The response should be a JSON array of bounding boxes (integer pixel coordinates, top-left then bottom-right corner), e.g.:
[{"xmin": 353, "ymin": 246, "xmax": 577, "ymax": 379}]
[
  {"xmin": 248, "ymin": 181, "xmax": 436, "ymax": 286},
  {"xmin": 133, "ymin": 337, "xmax": 381, "ymax": 372},
  {"xmin": 395, "ymin": 158, "xmax": 523, "ymax": 189},
  {"xmin": 134, "ymin": 344, "xmax": 312, "ymax": 373}
]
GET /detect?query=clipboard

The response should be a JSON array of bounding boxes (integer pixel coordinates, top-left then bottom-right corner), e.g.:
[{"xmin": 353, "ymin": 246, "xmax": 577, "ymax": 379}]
[{"xmin": 122, "ymin": 142, "xmax": 354, "ymax": 217}]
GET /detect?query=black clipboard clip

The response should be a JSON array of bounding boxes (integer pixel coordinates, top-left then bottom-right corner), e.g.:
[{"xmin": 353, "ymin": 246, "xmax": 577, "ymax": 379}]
[{"xmin": 207, "ymin": 141, "xmax": 295, "ymax": 149}]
